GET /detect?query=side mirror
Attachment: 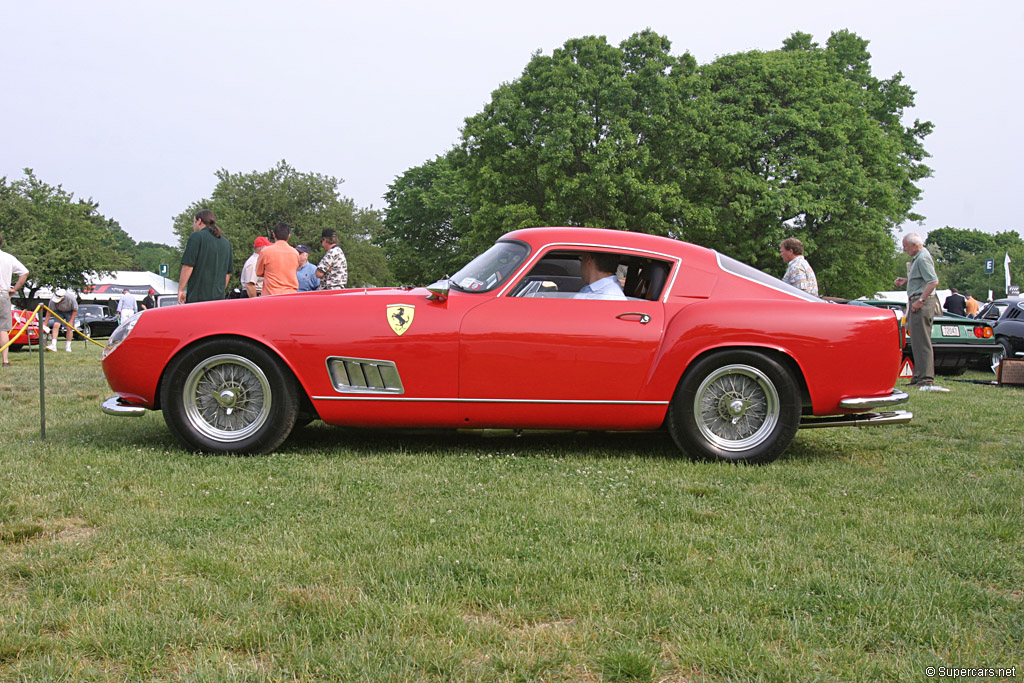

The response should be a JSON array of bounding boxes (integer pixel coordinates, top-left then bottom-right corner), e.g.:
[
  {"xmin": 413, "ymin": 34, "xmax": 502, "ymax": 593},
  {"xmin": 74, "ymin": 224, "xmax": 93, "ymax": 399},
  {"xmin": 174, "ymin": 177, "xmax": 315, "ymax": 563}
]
[{"xmin": 426, "ymin": 279, "xmax": 449, "ymax": 302}]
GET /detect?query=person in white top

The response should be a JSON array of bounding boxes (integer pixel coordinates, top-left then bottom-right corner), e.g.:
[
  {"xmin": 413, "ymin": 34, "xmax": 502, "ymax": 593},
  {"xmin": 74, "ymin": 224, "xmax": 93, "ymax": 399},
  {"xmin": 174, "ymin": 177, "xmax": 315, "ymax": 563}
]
[{"xmin": 0, "ymin": 233, "xmax": 30, "ymax": 367}]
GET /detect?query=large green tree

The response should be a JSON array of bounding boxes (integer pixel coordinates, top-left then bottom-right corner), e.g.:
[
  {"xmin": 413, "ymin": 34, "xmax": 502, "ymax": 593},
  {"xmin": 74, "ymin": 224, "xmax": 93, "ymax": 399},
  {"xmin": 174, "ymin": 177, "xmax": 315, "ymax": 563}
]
[
  {"xmin": 0, "ymin": 169, "xmax": 132, "ymax": 299},
  {"xmin": 382, "ymin": 30, "xmax": 933, "ymax": 296},
  {"xmin": 684, "ymin": 31, "xmax": 932, "ymax": 296},
  {"xmin": 173, "ymin": 161, "xmax": 393, "ymax": 288}
]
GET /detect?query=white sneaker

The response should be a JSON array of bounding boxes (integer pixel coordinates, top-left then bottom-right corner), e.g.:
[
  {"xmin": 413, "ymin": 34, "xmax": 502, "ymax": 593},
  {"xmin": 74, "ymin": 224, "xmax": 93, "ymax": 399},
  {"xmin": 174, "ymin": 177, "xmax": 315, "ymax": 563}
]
[
  {"xmin": 46, "ymin": 341, "xmax": 57, "ymax": 352},
  {"xmin": 65, "ymin": 344, "xmax": 73, "ymax": 352}
]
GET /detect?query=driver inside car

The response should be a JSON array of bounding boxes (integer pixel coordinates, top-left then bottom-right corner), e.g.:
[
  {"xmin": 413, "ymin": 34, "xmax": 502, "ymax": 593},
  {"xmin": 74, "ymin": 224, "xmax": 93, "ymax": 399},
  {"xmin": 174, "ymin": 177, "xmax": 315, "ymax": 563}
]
[{"xmin": 573, "ymin": 252, "xmax": 626, "ymax": 300}]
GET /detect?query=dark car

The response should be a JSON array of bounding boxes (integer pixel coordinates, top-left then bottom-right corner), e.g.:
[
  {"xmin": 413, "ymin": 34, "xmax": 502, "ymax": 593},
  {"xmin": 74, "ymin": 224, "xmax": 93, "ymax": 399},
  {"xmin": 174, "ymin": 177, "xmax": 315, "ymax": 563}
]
[
  {"xmin": 852, "ymin": 299, "xmax": 1000, "ymax": 375},
  {"xmin": 77, "ymin": 304, "xmax": 121, "ymax": 338},
  {"xmin": 977, "ymin": 297, "xmax": 1024, "ymax": 361}
]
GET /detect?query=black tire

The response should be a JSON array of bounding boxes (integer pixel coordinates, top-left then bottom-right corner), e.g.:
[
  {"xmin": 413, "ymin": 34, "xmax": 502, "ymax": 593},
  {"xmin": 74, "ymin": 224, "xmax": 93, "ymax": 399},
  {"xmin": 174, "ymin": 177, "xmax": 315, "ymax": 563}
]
[
  {"xmin": 81, "ymin": 323, "xmax": 92, "ymax": 338},
  {"xmin": 666, "ymin": 350, "xmax": 801, "ymax": 464},
  {"xmin": 160, "ymin": 339, "xmax": 299, "ymax": 454},
  {"xmin": 999, "ymin": 337, "xmax": 1013, "ymax": 361}
]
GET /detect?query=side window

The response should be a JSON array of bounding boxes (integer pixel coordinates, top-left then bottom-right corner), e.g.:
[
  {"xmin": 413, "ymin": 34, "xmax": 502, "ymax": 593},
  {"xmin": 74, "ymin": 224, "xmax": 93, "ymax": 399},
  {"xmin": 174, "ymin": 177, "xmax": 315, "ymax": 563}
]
[{"xmin": 509, "ymin": 251, "xmax": 672, "ymax": 301}]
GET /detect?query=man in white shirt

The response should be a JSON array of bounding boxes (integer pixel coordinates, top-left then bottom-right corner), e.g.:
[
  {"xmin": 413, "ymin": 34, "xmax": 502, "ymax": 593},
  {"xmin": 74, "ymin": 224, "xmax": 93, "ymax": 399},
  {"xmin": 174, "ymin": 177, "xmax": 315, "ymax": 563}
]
[
  {"xmin": 574, "ymin": 252, "xmax": 626, "ymax": 300},
  {"xmin": 1, "ymin": 234, "xmax": 30, "ymax": 367},
  {"xmin": 242, "ymin": 236, "xmax": 270, "ymax": 297},
  {"xmin": 116, "ymin": 288, "xmax": 138, "ymax": 325}
]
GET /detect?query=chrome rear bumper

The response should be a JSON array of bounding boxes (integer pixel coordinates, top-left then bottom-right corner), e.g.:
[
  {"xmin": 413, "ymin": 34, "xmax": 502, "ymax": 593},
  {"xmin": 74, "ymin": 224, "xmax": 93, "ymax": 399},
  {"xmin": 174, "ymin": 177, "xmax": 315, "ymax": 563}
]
[
  {"xmin": 838, "ymin": 389, "xmax": 909, "ymax": 411},
  {"xmin": 102, "ymin": 396, "xmax": 147, "ymax": 417}
]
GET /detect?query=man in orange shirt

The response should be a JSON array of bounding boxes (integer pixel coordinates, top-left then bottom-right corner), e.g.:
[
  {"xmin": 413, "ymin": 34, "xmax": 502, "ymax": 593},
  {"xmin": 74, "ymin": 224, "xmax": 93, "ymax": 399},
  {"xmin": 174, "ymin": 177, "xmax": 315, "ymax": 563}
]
[{"xmin": 256, "ymin": 222, "xmax": 300, "ymax": 295}]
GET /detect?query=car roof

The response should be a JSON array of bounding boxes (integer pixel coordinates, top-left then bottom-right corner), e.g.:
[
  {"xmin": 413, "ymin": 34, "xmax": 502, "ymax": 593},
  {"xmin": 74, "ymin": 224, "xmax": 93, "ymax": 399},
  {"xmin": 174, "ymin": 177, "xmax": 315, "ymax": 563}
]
[{"xmin": 500, "ymin": 226, "xmax": 715, "ymax": 265}]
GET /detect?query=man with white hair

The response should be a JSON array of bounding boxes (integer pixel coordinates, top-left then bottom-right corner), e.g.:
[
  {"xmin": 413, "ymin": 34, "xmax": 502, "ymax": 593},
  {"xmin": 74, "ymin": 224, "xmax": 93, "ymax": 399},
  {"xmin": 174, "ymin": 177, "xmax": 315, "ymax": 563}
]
[{"xmin": 894, "ymin": 233, "xmax": 943, "ymax": 389}]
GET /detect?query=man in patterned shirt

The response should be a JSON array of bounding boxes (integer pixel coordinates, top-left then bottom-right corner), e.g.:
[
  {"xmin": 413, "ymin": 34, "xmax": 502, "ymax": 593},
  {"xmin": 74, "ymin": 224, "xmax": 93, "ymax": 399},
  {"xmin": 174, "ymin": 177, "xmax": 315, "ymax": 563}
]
[
  {"xmin": 780, "ymin": 237, "xmax": 818, "ymax": 297},
  {"xmin": 315, "ymin": 228, "xmax": 348, "ymax": 290}
]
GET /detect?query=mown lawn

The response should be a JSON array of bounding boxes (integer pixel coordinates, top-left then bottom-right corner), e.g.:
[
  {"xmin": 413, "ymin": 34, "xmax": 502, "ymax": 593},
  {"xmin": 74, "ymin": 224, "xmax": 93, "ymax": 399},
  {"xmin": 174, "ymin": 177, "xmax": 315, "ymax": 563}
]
[{"xmin": 1, "ymin": 341, "xmax": 1021, "ymax": 681}]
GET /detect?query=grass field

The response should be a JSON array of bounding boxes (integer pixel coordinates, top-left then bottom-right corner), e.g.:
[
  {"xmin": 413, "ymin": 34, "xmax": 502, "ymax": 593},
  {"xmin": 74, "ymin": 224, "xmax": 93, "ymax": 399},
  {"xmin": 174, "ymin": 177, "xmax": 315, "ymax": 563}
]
[{"xmin": 1, "ymin": 340, "xmax": 1021, "ymax": 681}]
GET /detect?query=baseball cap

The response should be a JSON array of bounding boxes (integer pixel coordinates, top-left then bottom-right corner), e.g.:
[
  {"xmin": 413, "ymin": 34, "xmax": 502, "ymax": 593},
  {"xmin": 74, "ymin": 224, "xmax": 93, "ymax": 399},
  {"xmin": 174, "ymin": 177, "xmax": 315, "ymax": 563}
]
[
  {"xmin": 295, "ymin": 244, "xmax": 310, "ymax": 254},
  {"xmin": 321, "ymin": 228, "xmax": 337, "ymax": 239},
  {"xmin": 51, "ymin": 288, "xmax": 66, "ymax": 301},
  {"xmin": 254, "ymin": 236, "xmax": 271, "ymax": 248}
]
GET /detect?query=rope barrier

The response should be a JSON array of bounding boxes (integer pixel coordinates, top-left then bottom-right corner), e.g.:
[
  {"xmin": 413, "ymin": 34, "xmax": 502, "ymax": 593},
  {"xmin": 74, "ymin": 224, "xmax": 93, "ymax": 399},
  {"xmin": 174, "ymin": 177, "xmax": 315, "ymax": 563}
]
[{"xmin": 1, "ymin": 303, "xmax": 108, "ymax": 354}]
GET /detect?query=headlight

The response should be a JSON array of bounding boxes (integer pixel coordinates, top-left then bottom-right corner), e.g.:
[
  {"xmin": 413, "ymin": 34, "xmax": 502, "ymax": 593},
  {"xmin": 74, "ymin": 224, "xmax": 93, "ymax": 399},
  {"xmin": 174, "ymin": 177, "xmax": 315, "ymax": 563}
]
[{"xmin": 102, "ymin": 315, "xmax": 142, "ymax": 359}]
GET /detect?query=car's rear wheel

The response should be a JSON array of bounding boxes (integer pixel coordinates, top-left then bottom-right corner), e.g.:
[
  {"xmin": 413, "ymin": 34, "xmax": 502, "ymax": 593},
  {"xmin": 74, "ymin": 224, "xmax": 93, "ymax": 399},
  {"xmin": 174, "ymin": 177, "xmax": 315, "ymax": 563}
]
[
  {"xmin": 160, "ymin": 339, "xmax": 299, "ymax": 454},
  {"xmin": 998, "ymin": 337, "xmax": 1014, "ymax": 363},
  {"xmin": 667, "ymin": 350, "xmax": 801, "ymax": 464},
  {"xmin": 81, "ymin": 323, "xmax": 92, "ymax": 338}
]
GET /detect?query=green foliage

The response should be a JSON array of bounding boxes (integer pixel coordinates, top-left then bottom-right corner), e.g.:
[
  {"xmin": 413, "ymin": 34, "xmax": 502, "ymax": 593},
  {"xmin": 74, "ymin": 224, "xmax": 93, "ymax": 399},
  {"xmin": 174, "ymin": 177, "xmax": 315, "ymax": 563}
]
[
  {"xmin": 133, "ymin": 241, "xmax": 183, "ymax": 280},
  {"xmin": 0, "ymin": 170, "xmax": 132, "ymax": 298},
  {"xmin": 925, "ymin": 226, "xmax": 1024, "ymax": 298},
  {"xmin": 383, "ymin": 29, "xmax": 933, "ymax": 297},
  {"xmin": 173, "ymin": 160, "xmax": 394, "ymax": 288},
  {"xmin": 378, "ymin": 153, "xmax": 473, "ymax": 283}
]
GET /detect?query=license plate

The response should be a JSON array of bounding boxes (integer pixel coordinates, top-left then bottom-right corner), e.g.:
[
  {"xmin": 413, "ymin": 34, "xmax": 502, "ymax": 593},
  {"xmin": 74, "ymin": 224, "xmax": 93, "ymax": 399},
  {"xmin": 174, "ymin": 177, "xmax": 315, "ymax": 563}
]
[{"xmin": 941, "ymin": 325, "xmax": 960, "ymax": 337}]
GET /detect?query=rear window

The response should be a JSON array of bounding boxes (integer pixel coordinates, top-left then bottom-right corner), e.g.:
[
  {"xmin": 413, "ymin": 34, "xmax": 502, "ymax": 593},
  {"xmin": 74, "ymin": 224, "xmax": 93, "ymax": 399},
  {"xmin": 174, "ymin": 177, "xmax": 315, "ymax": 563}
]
[{"xmin": 715, "ymin": 252, "xmax": 819, "ymax": 302}]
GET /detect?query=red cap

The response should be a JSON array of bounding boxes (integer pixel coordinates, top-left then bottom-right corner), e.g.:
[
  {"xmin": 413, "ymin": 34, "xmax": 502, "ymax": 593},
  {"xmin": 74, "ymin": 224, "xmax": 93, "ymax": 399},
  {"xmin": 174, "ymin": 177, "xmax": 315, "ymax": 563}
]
[{"xmin": 254, "ymin": 236, "xmax": 271, "ymax": 248}]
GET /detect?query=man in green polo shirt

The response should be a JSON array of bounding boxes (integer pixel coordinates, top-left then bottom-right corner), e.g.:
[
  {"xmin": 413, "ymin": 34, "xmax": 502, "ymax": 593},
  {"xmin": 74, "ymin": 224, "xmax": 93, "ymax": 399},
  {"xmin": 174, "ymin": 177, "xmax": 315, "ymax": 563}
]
[
  {"xmin": 894, "ymin": 232, "xmax": 941, "ymax": 388},
  {"xmin": 178, "ymin": 209, "xmax": 233, "ymax": 304}
]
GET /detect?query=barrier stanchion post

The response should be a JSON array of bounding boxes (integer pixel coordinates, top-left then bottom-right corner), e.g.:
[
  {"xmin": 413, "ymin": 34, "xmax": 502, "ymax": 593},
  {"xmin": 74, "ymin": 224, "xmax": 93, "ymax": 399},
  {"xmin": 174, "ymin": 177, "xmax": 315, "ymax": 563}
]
[{"xmin": 38, "ymin": 320, "xmax": 46, "ymax": 440}]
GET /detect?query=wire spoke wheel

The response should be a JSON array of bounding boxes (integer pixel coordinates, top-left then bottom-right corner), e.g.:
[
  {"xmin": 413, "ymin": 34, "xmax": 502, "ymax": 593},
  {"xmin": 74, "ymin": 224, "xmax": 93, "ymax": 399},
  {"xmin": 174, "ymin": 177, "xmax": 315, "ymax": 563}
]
[
  {"xmin": 694, "ymin": 364, "xmax": 779, "ymax": 451},
  {"xmin": 182, "ymin": 353, "xmax": 273, "ymax": 443},
  {"xmin": 668, "ymin": 350, "xmax": 799, "ymax": 464}
]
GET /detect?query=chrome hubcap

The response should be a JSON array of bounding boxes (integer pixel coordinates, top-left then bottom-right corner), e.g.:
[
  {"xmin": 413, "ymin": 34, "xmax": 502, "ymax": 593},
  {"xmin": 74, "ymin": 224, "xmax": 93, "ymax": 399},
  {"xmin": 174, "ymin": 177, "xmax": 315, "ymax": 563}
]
[
  {"xmin": 182, "ymin": 354, "xmax": 272, "ymax": 442},
  {"xmin": 694, "ymin": 364, "xmax": 780, "ymax": 452}
]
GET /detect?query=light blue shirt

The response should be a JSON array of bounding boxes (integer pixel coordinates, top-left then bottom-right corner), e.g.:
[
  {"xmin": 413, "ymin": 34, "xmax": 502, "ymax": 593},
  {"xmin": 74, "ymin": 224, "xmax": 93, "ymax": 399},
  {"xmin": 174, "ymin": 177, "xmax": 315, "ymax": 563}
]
[
  {"xmin": 117, "ymin": 293, "xmax": 137, "ymax": 314},
  {"xmin": 574, "ymin": 275, "xmax": 626, "ymax": 300},
  {"xmin": 297, "ymin": 263, "xmax": 319, "ymax": 292}
]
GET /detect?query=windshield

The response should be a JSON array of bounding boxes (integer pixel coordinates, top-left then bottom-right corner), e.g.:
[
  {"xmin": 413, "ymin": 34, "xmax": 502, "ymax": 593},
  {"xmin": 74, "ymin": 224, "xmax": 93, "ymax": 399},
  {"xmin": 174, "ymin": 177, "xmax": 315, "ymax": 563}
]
[{"xmin": 450, "ymin": 241, "xmax": 530, "ymax": 293}]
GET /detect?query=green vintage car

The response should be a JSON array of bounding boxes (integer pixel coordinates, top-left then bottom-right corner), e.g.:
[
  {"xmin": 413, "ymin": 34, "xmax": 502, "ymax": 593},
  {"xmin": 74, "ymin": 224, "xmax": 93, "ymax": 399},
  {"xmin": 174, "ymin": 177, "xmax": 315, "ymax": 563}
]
[{"xmin": 851, "ymin": 300, "xmax": 1000, "ymax": 375}]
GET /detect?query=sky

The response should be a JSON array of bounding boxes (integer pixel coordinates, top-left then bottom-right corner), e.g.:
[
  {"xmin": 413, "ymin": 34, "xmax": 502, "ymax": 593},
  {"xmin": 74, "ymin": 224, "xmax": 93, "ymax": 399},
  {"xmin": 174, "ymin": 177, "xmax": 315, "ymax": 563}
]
[{"xmin": 3, "ymin": 0, "xmax": 1022, "ymax": 247}]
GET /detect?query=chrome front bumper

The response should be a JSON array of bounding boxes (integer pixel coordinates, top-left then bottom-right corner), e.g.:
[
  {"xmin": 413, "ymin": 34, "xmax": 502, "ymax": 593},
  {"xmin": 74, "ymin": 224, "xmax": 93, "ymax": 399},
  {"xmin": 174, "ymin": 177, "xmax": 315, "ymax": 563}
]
[{"xmin": 102, "ymin": 396, "xmax": 147, "ymax": 417}]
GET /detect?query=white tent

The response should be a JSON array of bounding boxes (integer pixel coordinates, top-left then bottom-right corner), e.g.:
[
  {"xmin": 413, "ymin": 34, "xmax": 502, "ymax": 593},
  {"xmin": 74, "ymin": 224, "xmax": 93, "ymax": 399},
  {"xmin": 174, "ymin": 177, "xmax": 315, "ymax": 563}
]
[{"xmin": 36, "ymin": 271, "xmax": 178, "ymax": 302}]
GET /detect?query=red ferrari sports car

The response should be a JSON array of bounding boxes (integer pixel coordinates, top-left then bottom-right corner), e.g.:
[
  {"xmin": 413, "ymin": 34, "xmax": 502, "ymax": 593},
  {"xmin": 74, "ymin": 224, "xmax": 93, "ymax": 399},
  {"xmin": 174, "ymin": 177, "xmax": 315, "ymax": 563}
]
[
  {"xmin": 102, "ymin": 227, "xmax": 910, "ymax": 463},
  {"xmin": 8, "ymin": 306, "xmax": 40, "ymax": 346}
]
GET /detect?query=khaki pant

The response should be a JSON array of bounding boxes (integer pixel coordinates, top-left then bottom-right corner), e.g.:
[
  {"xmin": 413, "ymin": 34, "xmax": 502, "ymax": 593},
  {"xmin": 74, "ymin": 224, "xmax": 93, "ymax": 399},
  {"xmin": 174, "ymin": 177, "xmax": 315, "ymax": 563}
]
[{"xmin": 909, "ymin": 295, "xmax": 941, "ymax": 383}]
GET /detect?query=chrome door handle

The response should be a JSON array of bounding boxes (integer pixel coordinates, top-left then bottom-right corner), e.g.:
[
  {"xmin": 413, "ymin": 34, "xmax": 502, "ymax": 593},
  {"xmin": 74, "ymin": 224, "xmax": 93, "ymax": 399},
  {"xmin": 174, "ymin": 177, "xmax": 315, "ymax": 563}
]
[{"xmin": 616, "ymin": 312, "xmax": 651, "ymax": 324}]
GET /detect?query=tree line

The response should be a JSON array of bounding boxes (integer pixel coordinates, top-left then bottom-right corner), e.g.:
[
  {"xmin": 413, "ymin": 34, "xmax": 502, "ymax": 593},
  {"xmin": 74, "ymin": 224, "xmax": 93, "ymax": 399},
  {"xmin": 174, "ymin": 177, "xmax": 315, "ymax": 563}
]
[{"xmin": 4, "ymin": 29, "xmax": 1021, "ymax": 300}]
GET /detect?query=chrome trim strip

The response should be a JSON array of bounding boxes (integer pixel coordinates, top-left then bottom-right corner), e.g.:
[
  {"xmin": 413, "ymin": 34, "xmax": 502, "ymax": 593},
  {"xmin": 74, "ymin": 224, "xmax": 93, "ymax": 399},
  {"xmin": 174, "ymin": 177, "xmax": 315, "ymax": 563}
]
[
  {"xmin": 101, "ymin": 396, "xmax": 147, "ymax": 417},
  {"xmin": 310, "ymin": 396, "xmax": 670, "ymax": 405},
  {"xmin": 799, "ymin": 410, "xmax": 913, "ymax": 429},
  {"xmin": 839, "ymin": 389, "xmax": 909, "ymax": 410}
]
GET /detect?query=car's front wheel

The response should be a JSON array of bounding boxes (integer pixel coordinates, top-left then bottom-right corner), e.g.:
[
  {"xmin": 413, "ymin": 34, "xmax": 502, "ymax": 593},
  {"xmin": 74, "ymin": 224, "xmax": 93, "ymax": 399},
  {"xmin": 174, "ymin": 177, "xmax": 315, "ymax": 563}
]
[
  {"xmin": 160, "ymin": 339, "xmax": 299, "ymax": 454},
  {"xmin": 666, "ymin": 350, "xmax": 801, "ymax": 464}
]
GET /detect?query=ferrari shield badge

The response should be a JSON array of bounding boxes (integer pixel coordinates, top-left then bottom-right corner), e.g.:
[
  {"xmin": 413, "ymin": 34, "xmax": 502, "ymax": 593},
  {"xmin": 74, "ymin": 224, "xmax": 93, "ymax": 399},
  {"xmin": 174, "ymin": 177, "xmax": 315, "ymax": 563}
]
[{"xmin": 387, "ymin": 304, "xmax": 415, "ymax": 336}]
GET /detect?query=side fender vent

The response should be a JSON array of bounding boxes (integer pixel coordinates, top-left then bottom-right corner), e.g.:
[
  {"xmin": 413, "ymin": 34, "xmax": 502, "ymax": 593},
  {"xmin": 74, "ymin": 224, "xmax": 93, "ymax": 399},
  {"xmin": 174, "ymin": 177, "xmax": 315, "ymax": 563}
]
[{"xmin": 327, "ymin": 357, "xmax": 405, "ymax": 394}]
